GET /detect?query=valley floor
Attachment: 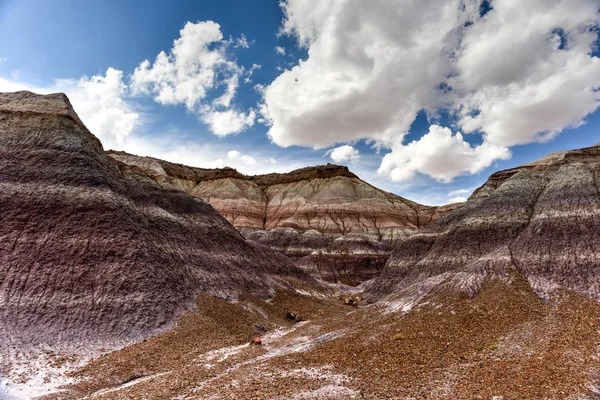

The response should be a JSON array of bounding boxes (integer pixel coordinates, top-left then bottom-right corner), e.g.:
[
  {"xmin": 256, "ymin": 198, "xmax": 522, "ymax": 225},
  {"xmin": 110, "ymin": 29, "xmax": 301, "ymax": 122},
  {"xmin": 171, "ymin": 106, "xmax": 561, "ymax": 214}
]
[{"xmin": 5, "ymin": 278, "xmax": 600, "ymax": 400}]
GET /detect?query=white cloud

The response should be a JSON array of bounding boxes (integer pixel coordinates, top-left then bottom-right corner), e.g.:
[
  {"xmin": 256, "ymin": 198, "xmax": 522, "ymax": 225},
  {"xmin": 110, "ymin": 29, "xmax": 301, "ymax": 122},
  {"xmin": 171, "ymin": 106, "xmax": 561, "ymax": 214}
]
[
  {"xmin": 378, "ymin": 125, "xmax": 511, "ymax": 182},
  {"xmin": 213, "ymin": 74, "xmax": 239, "ymax": 108},
  {"xmin": 55, "ymin": 68, "xmax": 139, "ymax": 148},
  {"xmin": 244, "ymin": 64, "xmax": 261, "ymax": 83},
  {"xmin": 275, "ymin": 46, "xmax": 286, "ymax": 56},
  {"xmin": 448, "ymin": 196, "xmax": 468, "ymax": 203},
  {"xmin": 448, "ymin": 188, "xmax": 471, "ymax": 197},
  {"xmin": 234, "ymin": 34, "xmax": 250, "ymax": 49},
  {"xmin": 261, "ymin": 0, "xmax": 600, "ymax": 182},
  {"xmin": 242, "ymin": 155, "xmax": 257, "ymax": 165},
  {"xmin": 328, "ymin": 144, "xmax": 360, "ymax": 163},
  {"xmin": 131, "ymin": 21, "xmax": 254, "ymax": 136},
  {"xmin": 228, "ymin": 150, "xmax": 241, "ymax": 160},
  {"xmin": 202, "ymin": 108, "xmax": 255, "ymax": 137},
  {"xmin": 263, "ymin": 0, "xmax": 477, "ymax": 149},
  {"xmin": 0, "ymin": 68, "xmax": 283, "ymax": 176},
  {"xmin": 131, "ymin": 21, "xmax": 227, "ymax": 109},
  {"xmin": 228, "ymin": 149, "xmax": 257, "ymax": 165},
  {"xmin": 0, "ymin": 68, "xmax": 139, "ymax": 149},
  {"xmin": 453, "ymin": 0, "xmax": 600, "ymax": 148},
  {"xmin": 0, "ymin": 58, "xmax": 6, "ymax": 64},
  {"xmin": 0, "ymin": 77, "xmax": 31, "ymax": 93}
]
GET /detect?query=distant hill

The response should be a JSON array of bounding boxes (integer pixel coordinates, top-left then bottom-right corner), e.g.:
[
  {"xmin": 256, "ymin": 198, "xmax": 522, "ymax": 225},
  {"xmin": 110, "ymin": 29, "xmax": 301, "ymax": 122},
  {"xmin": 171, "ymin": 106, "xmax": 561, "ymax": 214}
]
[{"xmin": 108, "ymin": 152, "xmax": 460, "ymax": 285}]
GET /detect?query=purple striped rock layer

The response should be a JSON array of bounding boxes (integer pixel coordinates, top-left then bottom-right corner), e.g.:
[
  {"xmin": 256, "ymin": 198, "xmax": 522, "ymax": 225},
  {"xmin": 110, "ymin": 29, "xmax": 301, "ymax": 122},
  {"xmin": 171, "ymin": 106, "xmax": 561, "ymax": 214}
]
[
  {"xmin": 366, "ymin": 143, "xmax": 600, "ymax": 305},
  {"xmin": 0, "ymin": 91, "xmax": 314, "ymax": 350}
]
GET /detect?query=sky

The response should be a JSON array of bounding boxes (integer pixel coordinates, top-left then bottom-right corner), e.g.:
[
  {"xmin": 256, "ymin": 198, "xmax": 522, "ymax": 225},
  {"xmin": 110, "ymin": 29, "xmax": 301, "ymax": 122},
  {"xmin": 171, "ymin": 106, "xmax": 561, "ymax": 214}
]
[{"xmin": 0, "ymin": 0, "xmax": 599, "ymax": 205}]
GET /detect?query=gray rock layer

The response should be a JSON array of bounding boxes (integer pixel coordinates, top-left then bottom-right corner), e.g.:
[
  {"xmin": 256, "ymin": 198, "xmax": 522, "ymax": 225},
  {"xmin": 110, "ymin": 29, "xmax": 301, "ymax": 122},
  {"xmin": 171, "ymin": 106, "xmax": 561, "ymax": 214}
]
[{"xmin": 0, "ymin": 91, "xmax": 313, "ymax": 349}]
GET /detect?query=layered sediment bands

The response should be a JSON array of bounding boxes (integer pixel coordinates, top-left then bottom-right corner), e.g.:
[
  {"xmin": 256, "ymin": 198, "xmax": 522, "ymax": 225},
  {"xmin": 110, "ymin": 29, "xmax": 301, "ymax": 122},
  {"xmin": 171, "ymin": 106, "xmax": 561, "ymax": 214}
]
[
  {"xmin": 295, "ymin": 234, "xmax": 392, "ymax": 286},
  {"xmin": 108, "ymin": 152, "xmax": 450, "ymax": 239},
  {"xmin": 366, "ymin": 143, "xmax": 600, "ymax": 304},
  {"xmin": 0, "ymin": 91, "xmax": 314, "ymax": 349},
  {"xmin": 108, "ymin": 152, "xmax": 460, "ymax": 284}
]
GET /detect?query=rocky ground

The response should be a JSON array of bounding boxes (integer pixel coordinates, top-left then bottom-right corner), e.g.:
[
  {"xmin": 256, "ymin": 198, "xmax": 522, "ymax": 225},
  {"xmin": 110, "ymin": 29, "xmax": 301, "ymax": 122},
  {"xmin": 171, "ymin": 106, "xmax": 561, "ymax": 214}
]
[{"xmin": 8, "ymin": 276, "xmax": 595, "ymax": 400}]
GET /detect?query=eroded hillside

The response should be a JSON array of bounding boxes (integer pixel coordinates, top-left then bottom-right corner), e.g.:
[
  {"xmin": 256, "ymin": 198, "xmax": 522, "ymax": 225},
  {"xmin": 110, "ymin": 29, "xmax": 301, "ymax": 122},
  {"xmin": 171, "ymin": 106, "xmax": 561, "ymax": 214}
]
[{"xmin": 108, "ymin": 151, "xmax": 460, "ymax": 285}]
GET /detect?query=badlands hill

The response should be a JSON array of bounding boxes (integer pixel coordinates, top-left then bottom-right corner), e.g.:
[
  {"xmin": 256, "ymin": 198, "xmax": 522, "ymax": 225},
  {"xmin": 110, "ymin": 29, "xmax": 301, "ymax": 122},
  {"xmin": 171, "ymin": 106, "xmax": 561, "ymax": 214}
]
[
  {"xmin": 0, "ymin": 91, "xmax": 315, "ymax": 351},
  {"xmin": 30, "ymin": 142, "xmax": 600, "ymax": 400},
  {"xmin": 366, "ymin": 142, "xmax": 600, "ymax": 304},
  {"xmin": 2, "ymin": 91, "xmax": 600, "ymax": 399},
  {"xmin": 108, "ymin": 151, "xmax": 459, "ymax": 285}
]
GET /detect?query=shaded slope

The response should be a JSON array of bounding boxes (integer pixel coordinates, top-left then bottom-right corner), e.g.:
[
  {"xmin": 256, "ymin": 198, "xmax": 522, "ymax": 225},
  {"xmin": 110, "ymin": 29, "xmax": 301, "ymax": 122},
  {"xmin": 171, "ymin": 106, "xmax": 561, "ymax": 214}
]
[{"xmin": 0, "ymin": 91, "xmax": 314, "ymax": 350}]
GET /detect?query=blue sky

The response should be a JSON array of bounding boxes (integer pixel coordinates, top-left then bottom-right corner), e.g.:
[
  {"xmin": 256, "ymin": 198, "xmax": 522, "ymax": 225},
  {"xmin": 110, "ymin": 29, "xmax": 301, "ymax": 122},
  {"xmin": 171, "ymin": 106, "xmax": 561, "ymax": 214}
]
[{"xmin": 1, "ymin": 0, "xmax": 599, "ymax": 205}]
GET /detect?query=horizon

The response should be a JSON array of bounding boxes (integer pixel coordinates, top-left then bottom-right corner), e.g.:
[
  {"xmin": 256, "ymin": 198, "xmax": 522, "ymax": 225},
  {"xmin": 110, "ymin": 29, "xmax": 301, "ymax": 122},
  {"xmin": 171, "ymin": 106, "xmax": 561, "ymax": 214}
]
[{"xmin": 1, "ymin": 0, "xmax": 599, "ymax": 205}]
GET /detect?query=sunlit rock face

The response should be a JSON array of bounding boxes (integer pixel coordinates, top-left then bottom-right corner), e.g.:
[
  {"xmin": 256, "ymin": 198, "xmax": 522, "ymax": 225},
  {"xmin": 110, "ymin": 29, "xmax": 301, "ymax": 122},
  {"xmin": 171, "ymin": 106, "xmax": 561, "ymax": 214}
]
[
  {"xmin": 109, "ymin": 152, "xmax": 460, "ymax": 285},
  {"xmin": 366, "ymin": 143, "xmax": 600, "ymax": 304},
  {"xmin": 0, "ymin": 91, "xmax": 314, "ymax": 350}
]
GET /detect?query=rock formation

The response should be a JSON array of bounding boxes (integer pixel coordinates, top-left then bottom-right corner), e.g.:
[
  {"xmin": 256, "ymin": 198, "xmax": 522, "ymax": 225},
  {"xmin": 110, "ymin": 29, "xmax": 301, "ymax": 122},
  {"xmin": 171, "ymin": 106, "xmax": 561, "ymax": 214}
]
[
  {"xmin": 108, "ymin": 152, "xmax": 460, "ymax": 285},
  {"xmin": 3, "ymin": 91, "xmax": 600, "ymax": 399},
  {"xmin": 366, "ymin": 143, "xmax": 600, "ymax": 305},
  {"xmin": 0, "ymin": 91, "xmax": 314, "ymax": 350}
]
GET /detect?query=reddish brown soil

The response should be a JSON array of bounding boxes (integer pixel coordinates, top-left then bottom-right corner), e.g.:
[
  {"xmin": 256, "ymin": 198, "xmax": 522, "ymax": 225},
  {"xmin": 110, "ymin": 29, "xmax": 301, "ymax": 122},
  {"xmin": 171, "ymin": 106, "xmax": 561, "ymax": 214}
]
[{"xmin": 41, "ymin": 277, "xmax": 600, "ymax": 400}]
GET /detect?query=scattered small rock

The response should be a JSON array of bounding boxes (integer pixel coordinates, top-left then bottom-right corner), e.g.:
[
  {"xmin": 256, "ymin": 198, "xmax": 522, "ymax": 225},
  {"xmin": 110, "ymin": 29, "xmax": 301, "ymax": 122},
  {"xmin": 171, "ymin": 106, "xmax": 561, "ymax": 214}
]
[
  {"xmin": 393, "ymin": 333, "xmax": 408, "ymax": 341},
  {"xmin": 342, "ymin": 296, "xmax": 361, "ymax": 307},
  {"xmin": 286, "ymin": 312, "xmax": 304, "ymax": 323},
  {"xmin": 251, "ymin": 337, "xmax": 262, "ymax": 345}
]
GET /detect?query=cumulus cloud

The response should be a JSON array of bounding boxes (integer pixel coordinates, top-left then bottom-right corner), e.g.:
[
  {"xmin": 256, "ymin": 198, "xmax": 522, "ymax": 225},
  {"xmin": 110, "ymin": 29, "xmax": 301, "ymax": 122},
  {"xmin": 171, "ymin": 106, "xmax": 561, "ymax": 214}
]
[
  {"xmin": 453, "ymin": 0, "xmax": 600, "ymax": 147},
  {"xmin": 378, "ymin": 125, "xmax": 511, "ymax": 182},
  {"xmin": 228, "ymin": 150, "xmax": 257, "ymax": 165},
  {"xmin": 0, "ymin": 68, "xmax": 139, "ymax": 149},
  {"xmin": 202, "ymin": 108, "xmax": 256, "ymax": 137},
  {"xmin": 328, "ymin": 144, "xmax": 360, "ymax": 163},
  {"xmin": 227, "ymin": 150, "xmax": 242, "ymax": 159},
  {"xmin": 55, "ymin": 68, "xmax": 139, "ymax": 148},
  {"xmin": 131, "ymin": 21, "xmax": 227, "ymax": 108},
  {"xmin": 261, "ymin": 0, "xmax": 600, "ymax": 182},
  {"xmin": 275, "ymin": 46, "xmax": 286, "ymax": 56},
  {"xmin": 448, "ymin": 196, "xmax": 468, "ymax": 203},
  {"xmin": 131, "ymin": 20, "xmax": 254, "ymax": 136}
]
